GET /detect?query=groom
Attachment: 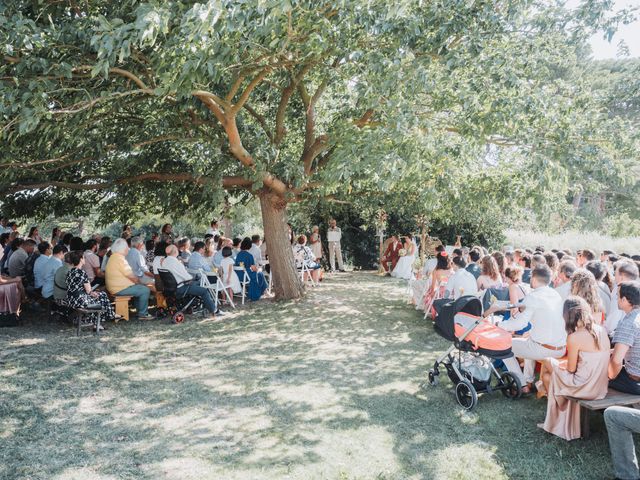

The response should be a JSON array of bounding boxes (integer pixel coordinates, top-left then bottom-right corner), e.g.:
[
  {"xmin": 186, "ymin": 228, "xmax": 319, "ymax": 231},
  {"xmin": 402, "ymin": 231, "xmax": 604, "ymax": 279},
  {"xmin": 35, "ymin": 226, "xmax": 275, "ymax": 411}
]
[{"xmin": 382, "ymin": 235, "xmax": 403, "ymax": 273}]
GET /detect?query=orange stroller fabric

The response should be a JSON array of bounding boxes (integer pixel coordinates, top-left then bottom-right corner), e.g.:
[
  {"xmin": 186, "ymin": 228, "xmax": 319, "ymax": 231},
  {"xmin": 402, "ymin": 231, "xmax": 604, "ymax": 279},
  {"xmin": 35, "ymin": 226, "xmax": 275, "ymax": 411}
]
[{"xmin": 454, "ymin": 312, "xmax": 512, "ymax": 352}]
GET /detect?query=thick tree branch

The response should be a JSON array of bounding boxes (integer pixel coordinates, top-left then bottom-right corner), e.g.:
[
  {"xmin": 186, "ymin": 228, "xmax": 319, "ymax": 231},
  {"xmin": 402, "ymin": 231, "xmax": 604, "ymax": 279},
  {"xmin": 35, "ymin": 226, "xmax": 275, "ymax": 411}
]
[
  {"xmin": 3, "ymin": 173, "xmax": 254, "ymax": 195},
  {"xmin": 244, "ymin": 104, "xmax": 274, "ymax": 142},
  {"xmin": 302, "ymin": 135, "xmax": 329, "ymax": 176},
  {"xmin": 225, "ymin": 74, "xmax": 246, "ymax": 103},
  {"xmin": 230, "ymin": 67, "xmax": 271, "ymax": 116},
  {"xmin": 275, "ymin": 63, "xmax": 313, "ymax": 145}
]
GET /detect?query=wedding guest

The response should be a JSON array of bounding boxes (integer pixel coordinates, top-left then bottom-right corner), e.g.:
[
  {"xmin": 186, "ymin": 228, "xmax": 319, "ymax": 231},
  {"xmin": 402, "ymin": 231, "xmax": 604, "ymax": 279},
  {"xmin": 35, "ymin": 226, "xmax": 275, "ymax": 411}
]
[
  {"xmin": 232, "ymin": 237, "xmax": 242, "ymax": 258},
  {"xmin": 32, "ymin": 242, "xmax": 52, "ymax": 292},
  {"xmin": 477, "ymin": 255, "xmax": 503, "ymax": 290},
  {"xmin": 518, "ymin": 253, "xmax": 533, "ymax": 283},
  {"xmin": 8, "ymin": 239, "xmax": 36, "ymax": 278},
  {"xmin": 491, "ymin": 251, "xmax": 506, "ymax": 282},
  {"xmin": 424, "ymin": 252, "xmax": 454, "ymax": 309},
  {"xmin": 249, "ymin": 235, "xmax": 263, "ymax": 265},
  {"xmin": 50, "ymin": 227, "xmax": 62, "ymax": 246},
  {"xmin": 41, "ymin": 244, "xmax": 67, "ymax": 300},
  {"xmin": 571, "ymin": 269, "xmax": 605, "ymax": 324},
  {"xmin": 83, "ymin": 239, "xmax": 104, "ymax": 286},
  {"xmin": 577, "ymin": 249, "xmax": 596, "ymax": 267},
  {"xmin": 235, "ymin": 237, "xmax": 268, "ymax": 301},
  {"xmin": 309, "ymin": 226, "xmax": 322, "ymax": 261},
  {"xmin": 219, "ymin": 246, "xmax": 241, "ymax": 299},
  {"xmin": 604, "ymin": 406, "xmax": 640, "ymax": 480},
  {"xmin": 502, "ymin": 265, "xmax": 566, "ymax": 392},
  {"xmin": 65, "ymin": 250, "xmax": 119, "ymax": 329},
  {"xmin": 151, "ymin": 241, "xmax": 168, "ymax": 274},
  {"xmin": 177, "ymin": 238, "xmax": 191, "ymax": 264},
  {"xmin": 585, "ymin": 260, "xmax": 612, "ymax": 314},
  {"xmin": 126, "ymin": 236, "xmax": 156, "ymax": 288},
  {"xmin": 554, "ymin": 260, "xmax": 577, "ymax": 301},
  {"xmin": 497, "ymin": 266, "xmax": 531, "ymax": 332},
  {"xmin": 608, "ymin": 281, "xmax": 640, "ymax": 395},
  {"xmin": 187, "ymin": 241, "xmax": 214, "ymax": 275},
  {"xmin": 293, "ymin": 235, "xmax": 321, "ymax": 283},
  {"xmin": 97, "ymin": 236, "xmax": 111, "ymax": 266},
  {"xmin": 538, "ymin": 296, "xmax": 610, "ymax": 440},
  {"xmin": 159, "ymin": 223, "xmax": 174, "ymax": 243},
  {"xmin": 28, "ymin": 226, "xmax": 42, "ymax": 244},
  {"xmin": 327, "ymin": 219, "xmax": 345, "ymax": 272},
  {"xmin": 465, "ymin": 249, "xmax": 482, "ymax": 279},
  {"xmin": 207, "ymin": 219, "xmax": 220, "ymax": 237},
  {"xmin": 445, "ymin": 256, "xmax": 478, "ymax": 299},
  {"xmin": 204, "ymin": 237, "xmax": 216, "ymax": 265},
  {"xmin": 606, "ymin": 260, "xmax": 639, "ymax": 336},
  {"xmin": 121, "ymin": 224, "xmax": 132, "ymax": 240}
]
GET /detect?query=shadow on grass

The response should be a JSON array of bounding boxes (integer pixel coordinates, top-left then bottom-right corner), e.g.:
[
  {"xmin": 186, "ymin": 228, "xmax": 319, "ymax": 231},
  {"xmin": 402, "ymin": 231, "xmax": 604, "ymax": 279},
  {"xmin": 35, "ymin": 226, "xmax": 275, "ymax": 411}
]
[{"xmin": 0, "ymin": 272, "xmax": 612, "ymax": 480}]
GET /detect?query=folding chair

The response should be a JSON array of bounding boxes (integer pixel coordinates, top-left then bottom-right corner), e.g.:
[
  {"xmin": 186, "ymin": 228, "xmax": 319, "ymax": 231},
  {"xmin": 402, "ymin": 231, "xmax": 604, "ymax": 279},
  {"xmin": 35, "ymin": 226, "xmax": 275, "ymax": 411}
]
[
  {"xmin": 198, "ymin": 268, "xmax": 235, "ymax": 310},
  {"xmin": 233, "ymin": 266, "xmax": 250, "ymax": 305},
  {"xmin": 298, "ymin": 263, "xmax": 318, "ymax": 287}
]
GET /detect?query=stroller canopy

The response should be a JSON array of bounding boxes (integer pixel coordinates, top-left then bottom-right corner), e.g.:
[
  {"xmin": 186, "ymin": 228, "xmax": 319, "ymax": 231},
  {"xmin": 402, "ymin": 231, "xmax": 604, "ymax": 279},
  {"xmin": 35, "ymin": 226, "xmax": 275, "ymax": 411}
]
[{"xmin": 434, "ymin": 295, "xmax": 483, "ymax": 342}]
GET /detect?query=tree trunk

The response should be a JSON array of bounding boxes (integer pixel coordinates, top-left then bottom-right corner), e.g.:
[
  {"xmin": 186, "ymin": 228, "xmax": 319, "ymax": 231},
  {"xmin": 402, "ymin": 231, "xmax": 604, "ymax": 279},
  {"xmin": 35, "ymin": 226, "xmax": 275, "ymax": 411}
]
[{"xmin": 259, "ymin": 190, "xmax": 304, "ymax": 300}]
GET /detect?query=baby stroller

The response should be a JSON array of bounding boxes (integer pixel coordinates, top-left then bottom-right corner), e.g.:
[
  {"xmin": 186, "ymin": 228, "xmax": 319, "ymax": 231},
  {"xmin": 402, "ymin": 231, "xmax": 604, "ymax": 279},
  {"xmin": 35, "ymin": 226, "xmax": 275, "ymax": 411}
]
[
  {"xmin": 427, "ymin": 295, "xmax": 522, "ymax": 410},
  {"xmin": 157, "ymin": 269, "xmax": 205, "ymax": 324}
]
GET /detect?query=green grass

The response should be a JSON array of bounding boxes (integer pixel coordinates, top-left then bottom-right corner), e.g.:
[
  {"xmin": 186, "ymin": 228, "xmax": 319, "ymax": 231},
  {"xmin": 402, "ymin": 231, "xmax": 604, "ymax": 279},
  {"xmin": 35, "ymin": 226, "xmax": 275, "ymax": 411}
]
[{"xmin": 0, "ymin": 272, "xmax": 614, "ymax": 480}]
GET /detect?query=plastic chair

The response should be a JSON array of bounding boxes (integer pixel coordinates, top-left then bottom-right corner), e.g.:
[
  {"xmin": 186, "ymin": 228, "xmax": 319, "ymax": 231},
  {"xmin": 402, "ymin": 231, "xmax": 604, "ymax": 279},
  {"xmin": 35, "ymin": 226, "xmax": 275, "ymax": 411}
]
[
  {"xmin": 233, "ymin": 266, "xmax": 251, "ymax": 305},
  {"xmin": 198, "ymin": 268, "xmax": 235, "ymax": 310}
]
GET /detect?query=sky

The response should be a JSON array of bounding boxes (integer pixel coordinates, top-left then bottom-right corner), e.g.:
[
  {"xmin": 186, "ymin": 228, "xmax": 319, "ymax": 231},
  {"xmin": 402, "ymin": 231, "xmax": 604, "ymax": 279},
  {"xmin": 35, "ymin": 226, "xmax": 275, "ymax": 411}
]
[{"xmin": 574, "ymin": 0, "xmax": 640, "ymax": 59}]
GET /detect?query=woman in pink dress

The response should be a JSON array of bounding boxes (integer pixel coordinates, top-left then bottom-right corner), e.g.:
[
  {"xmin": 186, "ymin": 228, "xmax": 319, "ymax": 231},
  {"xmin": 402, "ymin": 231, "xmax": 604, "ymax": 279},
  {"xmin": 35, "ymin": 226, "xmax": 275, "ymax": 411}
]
[
  {"xmin": 422, "ymin": 252, "xmax": 453, "ymax": 312},
  {"xmin": 538, "ymin": 296, "xmax": 610, "ymax": 440}
]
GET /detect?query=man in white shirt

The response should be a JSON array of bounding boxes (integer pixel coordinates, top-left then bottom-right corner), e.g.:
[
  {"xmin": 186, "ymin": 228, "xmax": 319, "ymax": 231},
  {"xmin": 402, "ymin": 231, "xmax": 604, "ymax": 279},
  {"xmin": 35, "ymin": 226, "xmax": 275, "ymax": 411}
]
[
  {"xmin": 445, "ymin": 256, "xmax": 478, "ymax": 299},
  {"xmin": 607, "ymin": 260, "xmax": 639, "ymax": 336},
  {"xmin": 160, "ymin": 245, "xmax": 218, "ymax": 317},
  {"xmin": 249, "ymin": 235, "xmax": 263, "ymax": 265},
  {"xmin": 125, "ymin": 236, "xmax": 155, "ymax": 287},
  {"xmin": 33, "ymin": 242, "xmax": 52, "ymax": 291},
  {"xmin": 554, "ymin": 260, "xmax": 577, "ymax": 302},
  {"xmin": 501, "ymin": 265, "xmax": 567, "ymax": 391}
]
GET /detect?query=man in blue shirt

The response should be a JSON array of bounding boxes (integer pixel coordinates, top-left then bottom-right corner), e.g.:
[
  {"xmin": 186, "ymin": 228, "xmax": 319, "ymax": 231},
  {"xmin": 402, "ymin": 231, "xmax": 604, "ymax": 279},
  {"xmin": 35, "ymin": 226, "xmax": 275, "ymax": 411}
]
[
  {"xmin": 41, "ymin": 244, "xmax": 67, "ymax": 299},
  {"xmin": 125, "ymin": 236, "xmax": 155, "ymax": 287},
  {"xmin": 33, "ymin": 242, "xmax": 52, "ymax": 291},
  {"xmin": 187, "ymin": 241, "xmax": 212, "ymax": 273},
  {"xmin": 465, "ymin": 249, "xmax": 482, "ymax": 279}
]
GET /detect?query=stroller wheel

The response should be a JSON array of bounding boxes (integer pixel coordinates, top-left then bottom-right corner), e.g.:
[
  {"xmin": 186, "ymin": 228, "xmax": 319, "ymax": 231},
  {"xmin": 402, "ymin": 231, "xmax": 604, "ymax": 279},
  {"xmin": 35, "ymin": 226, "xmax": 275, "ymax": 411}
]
[
  {"xmin": 455, "ymin": 380, "xmax": 478, "ymax": 411},
  {"xmin": 172, "ymin": 312, "xmax": 185, "ymax": 324},
  {"xmin": 500, "ymin": 372, "xmax": 522, "ymax": 399},
  {"xmin": 428, "ymin": 370, "xmax": 438, "ymax": 386}
]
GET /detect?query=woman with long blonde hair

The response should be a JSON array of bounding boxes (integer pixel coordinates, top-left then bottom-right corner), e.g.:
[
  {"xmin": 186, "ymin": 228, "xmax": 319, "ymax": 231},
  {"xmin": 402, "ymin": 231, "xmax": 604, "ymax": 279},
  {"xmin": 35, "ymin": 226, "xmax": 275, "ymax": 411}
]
[
  {"xmin": 571, "ymin": 269, "xmax": 605, "ymax": 324},
  {"xmin": 477, "ymin": 255, "xmax": 503, "ymax": 290}
]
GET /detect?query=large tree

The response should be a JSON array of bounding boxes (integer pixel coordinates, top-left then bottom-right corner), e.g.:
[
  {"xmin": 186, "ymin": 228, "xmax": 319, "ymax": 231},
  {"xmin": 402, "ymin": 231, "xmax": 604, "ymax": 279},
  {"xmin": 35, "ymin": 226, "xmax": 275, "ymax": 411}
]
[{"xmin": 1, "ymin": 0, "xmax": 631, "ymax": 298}]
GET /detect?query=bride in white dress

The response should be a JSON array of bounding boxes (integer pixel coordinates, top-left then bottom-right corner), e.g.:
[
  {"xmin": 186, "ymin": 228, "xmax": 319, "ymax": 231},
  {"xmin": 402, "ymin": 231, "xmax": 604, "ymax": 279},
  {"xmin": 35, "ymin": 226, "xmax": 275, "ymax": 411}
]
[{"xmin": 392, "ymin": 236, "xmax": 416, "ymax": 280}]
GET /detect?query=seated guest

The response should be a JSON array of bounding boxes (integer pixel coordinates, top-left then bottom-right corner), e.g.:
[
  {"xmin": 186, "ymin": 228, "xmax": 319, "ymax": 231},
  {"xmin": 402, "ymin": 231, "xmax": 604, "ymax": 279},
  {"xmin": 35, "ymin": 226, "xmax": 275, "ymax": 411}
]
[
  {"xmin": 213, "ymin": 238, "xmax": 232, "ymax": 268},
  {"xmin": 41, "ymin": 245, "xmax": 67, "ymax": 299},
  {"xmin": 187, "ymin": 241, "xmax": 213, "ymax": 274},
  {"xmin": 235, "ymin": 237, "xmax": 268, "ymax": 301},
  {"xmin": 502, "ymin": 265, "xmax": 567, "ymax": 393},
  {"xmin": 105, "ymin": 238, "xmax": 153, "ymax": 320},
  {"xmin": 203, "ymin": 237, "xmax": 216, "ymax": 265},
  {"xmin": 259, "ymin": 237, "xmax": 268, "ymax": 261},
  {"xmin": 61, "ymin": 233, "xmax": 73, "ymax": 250},
  {"xmin": 465, "ymin": 249, "xmax": 482, "ymax": 279},
  {"xmin": 491, "ymin": 266, "xmax": 531, "ymax": 334},
  {"xmin": 293, "ymin": 235, "xmax": 321, "ymax": 284},
  {"xmin": 177, "ymin": 238, "xmax": 191, "ymax": 264},
  {"xmin": 577, "ymin": 248, "xmax": 596, "ymax": 267},
  {"xmin": 232, "ymin": 238, "xmax": 242, "ymax": 259},
  {"xmin": 543, "ymin": 251, "xmax": 560, "ymax": 282},
  {"xmin": 145, "ymin": 239, "xmax": 156, "ymax": 266},
  {"xmin": 219, "ymin": 246, "xmax": 241, "ymax": 298},
  {"xmin": 249, "ymin": 235, "xmax": 263, "ymax": 265},
  {"xmin": 53, "ymin": 252, "xmax": 73, "ymax": 303},
  {"xmin": 65, "ymin": 250, "xmax": 119, "ymax": 329},
  {"xmin": 477, "ymin": 255, "xmax": 503, "ymax": 290},
  {"xmin": 1, "ymin": 236, "xmax": 21, "ymax": 275},
  {"xmin": 50, "ymin": 227, "xmax": 61, "ymax": 246},
  {"xmin": 554, "ymin": 260, "xmax": 577, "ymax": 301},
  {"xmin": 608, "ymin": 281, "xmax": 640, "ymax": 394},
  {"xmin": 8, "ymin": 239, "xmax": 36, "ymax": 278},
  {"xmin": 69, "ymin": 236, "xmax": 85, "ymax": 252},
  {"xmin": 159, "ymin": 223, "xmax": 174, "ymax": 243},
  {"xmin": 126, "ymin": 236, "xmax": 156, "ymax": 288},
  {"xmin": 121, "ymin": 224, "xmax": 132, "ymax": 240},
  {"xmin": 571, "ymin": 269, "xmax": 605, "ymax": 324},
  {"xmin": 538, "ymin": 296, "xmax": 610, "ymax": 440},
  {"xmin": 423, "ymin": 252, "xmax": 454, "ymax": 309},
  {"xmin": 606, "ymin": 260, "xmax": 639, "ymax": 336},
  {"xmin": 491, "ymin": 251, "xmax": 507, "ymax": 283},
  {"xmin": 160, "ymin": 245, "xmax": 218, "ymax": 317},
  {"xmin": 83, "ymin": 239, "xmax": 104, "ymax": 286},
  {"xmin": 445, "ymin": 256, "xmax": 478, "ymax": 299},
  {"xmin": 151, "ymin": 241, "xmax": 168, "ymax": 274},
  {"xmin": 423, "ymin": 244, "xmax": 445, "ymax": 278},
  {"xmin": 97, "ymin": 236, "xmax": 111, "ymax": 266},
  {"xmin": 517, "ymin": 253, "xmax": 533, "ymax": 284},
  {"xmin": 33, "ymin": 242, "xmax": 52, "ymax": 292},
  {"xmin": 604, "ymin": 406, "xmax": 640, "ymax": 480}
]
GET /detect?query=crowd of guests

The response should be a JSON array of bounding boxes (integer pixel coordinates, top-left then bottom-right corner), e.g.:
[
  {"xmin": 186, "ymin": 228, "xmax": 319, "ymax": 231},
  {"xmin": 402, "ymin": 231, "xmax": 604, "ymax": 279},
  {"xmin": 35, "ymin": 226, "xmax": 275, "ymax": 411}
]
[
  {"xmin": 0, "ymin": 217, "xmax": 342, "ymax": 329},
  {"xmin": 409, "ymin": 243, "xmax": 640, "ymax": 478}
]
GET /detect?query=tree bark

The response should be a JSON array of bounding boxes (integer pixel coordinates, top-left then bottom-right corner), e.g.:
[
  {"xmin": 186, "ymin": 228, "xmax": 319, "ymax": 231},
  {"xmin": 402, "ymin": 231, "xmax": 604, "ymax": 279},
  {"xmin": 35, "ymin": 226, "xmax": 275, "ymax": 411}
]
[{"xmin": 258, "ymin": 191, "xmax": 304, "ymax": 300}]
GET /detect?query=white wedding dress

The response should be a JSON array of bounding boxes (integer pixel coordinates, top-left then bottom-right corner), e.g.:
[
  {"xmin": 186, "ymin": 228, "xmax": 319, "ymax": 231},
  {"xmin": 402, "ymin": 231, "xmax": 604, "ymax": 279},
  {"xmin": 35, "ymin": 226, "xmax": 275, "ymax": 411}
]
[{"xmin": 391, "ymin": 245, "xmax": 416, "ymax": 280}]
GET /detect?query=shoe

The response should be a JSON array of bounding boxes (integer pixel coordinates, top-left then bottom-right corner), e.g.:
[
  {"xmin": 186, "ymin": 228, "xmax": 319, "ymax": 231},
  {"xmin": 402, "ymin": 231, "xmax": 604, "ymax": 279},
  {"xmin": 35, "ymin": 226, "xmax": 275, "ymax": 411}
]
[
  {"xmin": 93, "ymin": 324, "xmax": 106, "ymax": 332},
  {"xmin": 138, "ymin": 314, "xmax": 154, "ymax": 320},
  {"xmin": 339, "ymin": 269, "xmax": 346, "ymax": 272},
  {"xmin": 216, "ymin": 309, "xmax": 226, "ymax": 316}
]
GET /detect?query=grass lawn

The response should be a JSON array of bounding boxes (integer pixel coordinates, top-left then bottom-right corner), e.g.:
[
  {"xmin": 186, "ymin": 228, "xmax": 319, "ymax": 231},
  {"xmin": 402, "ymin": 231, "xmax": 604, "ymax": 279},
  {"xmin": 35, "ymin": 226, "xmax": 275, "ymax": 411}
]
[{"xmin": 0, "ymin": 272, "xmax": 615, "ymax": 480}]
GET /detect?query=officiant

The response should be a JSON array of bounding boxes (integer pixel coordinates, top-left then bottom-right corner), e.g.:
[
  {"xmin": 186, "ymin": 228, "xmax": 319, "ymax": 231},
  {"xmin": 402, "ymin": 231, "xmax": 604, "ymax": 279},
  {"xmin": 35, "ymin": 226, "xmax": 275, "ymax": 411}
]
[{"xmin": 327, "ymin": 219, "xmax": 345, "ymax": 272}]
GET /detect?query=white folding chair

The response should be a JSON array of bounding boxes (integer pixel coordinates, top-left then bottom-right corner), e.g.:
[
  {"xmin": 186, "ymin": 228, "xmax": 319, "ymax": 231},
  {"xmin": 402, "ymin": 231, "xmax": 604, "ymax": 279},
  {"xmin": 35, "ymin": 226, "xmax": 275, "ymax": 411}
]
[
  {"xmin": 298, "ymin": 263, "xmax": 317, "ymax": 287},
  {"xmin": 260, "ymin": 260, "xmax": 272, "ymax": 295},
  {"xmin": 198, "ymin": 268, "xmax": 235, "ymax": 310},
  {"xmin": 233, "ymin": 266, "xmax": 250, "ymax": 305}
]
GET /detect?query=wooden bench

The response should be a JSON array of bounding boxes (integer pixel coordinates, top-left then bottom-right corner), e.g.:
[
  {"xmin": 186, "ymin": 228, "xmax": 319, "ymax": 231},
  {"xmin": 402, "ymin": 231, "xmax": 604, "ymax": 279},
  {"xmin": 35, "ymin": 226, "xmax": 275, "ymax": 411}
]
[
  {"xmin": 107, "ymin": 295, "xmax": 132, "ymax": 321},
  {"xmin": 572, "ymin": 388, "xmax": 640, "ymax": 439}
]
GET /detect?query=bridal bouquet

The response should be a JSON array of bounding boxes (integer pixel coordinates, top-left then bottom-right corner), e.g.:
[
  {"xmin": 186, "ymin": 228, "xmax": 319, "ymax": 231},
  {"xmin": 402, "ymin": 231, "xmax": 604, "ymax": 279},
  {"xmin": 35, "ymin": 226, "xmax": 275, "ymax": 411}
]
[{"xmin": 398, "ymin": 248, "xmax": 407, "ymax": 257}]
